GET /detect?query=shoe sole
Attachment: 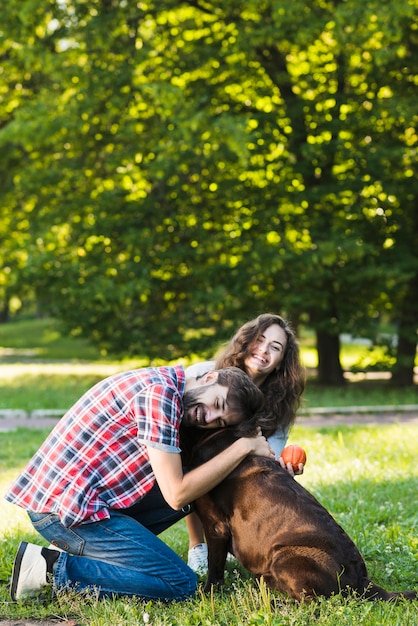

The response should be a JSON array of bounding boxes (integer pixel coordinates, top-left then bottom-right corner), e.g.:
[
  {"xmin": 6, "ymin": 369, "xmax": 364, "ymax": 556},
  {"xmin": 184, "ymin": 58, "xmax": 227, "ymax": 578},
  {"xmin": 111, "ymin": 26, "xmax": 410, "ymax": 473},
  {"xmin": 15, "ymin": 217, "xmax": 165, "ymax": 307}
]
[{"xmin": 10, "ymin": 541, "xmax": 28, "ymax": 601}]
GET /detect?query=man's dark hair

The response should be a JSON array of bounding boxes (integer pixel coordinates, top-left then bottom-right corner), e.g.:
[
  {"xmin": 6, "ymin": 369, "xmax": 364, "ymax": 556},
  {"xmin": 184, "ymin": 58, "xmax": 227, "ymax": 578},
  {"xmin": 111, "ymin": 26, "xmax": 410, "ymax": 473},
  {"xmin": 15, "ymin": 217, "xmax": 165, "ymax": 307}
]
[
  {"xmin": 216, "ymin": 366, "xmax": 265, "ymax": 428},
  {"xmin": 180, "ymin": 367, "xmax": 264, "ymax": 459}
]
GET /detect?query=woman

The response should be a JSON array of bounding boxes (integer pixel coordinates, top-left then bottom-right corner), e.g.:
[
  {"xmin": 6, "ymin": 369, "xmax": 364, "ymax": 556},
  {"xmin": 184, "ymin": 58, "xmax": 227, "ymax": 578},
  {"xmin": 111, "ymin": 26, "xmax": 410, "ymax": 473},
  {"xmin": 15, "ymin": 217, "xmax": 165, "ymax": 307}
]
[{"xmin": 185, "ymin": 313, "xmax": 306, "ymax": 574}]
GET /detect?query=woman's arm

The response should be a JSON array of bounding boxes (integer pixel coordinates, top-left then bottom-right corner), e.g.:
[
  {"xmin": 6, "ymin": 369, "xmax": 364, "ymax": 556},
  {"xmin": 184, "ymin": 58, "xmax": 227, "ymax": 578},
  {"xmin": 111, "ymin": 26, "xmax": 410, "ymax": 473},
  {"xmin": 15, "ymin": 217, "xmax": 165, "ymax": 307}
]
[{"xmin": 267, "ymin": 428, "xmax": 289, "ymax": 457}]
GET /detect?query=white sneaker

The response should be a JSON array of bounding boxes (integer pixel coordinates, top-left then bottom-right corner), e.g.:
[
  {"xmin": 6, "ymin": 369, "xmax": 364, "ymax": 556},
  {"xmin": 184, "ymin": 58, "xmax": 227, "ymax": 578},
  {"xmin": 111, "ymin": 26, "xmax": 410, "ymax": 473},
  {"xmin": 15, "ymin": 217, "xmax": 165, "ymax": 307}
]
[
  {"xmin": 10, "ymin": 542, "xmax": 59, "ymax": 600},
  {"xmin": 187, "ymin": 543, "xmax": 208, "ymax": 575}
]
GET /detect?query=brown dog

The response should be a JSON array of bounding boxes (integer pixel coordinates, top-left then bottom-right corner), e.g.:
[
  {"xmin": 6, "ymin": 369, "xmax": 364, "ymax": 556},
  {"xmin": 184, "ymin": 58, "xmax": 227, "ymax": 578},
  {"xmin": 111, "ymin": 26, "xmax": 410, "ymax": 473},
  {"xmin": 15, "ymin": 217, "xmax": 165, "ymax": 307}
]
[{"xmin": 186, "ymin": 428, "xmax": 417, "ymax": 602}]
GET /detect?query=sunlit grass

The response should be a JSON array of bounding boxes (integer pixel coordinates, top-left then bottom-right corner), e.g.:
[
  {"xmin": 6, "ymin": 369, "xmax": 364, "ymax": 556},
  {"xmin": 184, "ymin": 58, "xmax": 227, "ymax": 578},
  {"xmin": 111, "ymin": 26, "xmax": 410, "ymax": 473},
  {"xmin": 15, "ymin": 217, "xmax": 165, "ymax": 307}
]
[
  {"xmin": 0, "ymin": 424, "xmax": 417, "ymax": 625},
  {"xmin": 0, "ymin": 317, "xmax": 104, "ymax": 361},
  {"xmin": 303, "ymin": 379, "xmax": 418, "ymax": 409},
  {"xmin": 1, "ymin": 363, "xmax": 417, "ymax": 412},
  {"xmin": 1, "ymin": 317, "xmax": 417, "ymax": 412},
  {"xmin": 1, "ymin": 321, "xmax": 416, "ymax": 623},
  {"xmin": 0, "ymin": 365, "xmax": 124, "ymax": 411}
]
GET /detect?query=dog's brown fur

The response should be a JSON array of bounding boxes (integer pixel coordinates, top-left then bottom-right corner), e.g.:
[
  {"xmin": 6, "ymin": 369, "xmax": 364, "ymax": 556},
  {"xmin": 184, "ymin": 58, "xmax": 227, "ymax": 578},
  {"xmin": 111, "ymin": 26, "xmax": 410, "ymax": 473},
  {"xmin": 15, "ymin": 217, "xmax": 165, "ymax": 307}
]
[{"xmin": 186, "ymin": 429, "xmax": 417, "ymax": 602}]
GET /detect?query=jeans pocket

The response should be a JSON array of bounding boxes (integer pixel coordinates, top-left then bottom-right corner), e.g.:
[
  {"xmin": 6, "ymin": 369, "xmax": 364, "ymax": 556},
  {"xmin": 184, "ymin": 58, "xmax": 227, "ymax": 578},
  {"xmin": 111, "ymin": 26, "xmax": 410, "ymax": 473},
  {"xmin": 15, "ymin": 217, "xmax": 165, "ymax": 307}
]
[{"xmin": 28, "ymin": 512, "xmax": 85, "ymax": 555}]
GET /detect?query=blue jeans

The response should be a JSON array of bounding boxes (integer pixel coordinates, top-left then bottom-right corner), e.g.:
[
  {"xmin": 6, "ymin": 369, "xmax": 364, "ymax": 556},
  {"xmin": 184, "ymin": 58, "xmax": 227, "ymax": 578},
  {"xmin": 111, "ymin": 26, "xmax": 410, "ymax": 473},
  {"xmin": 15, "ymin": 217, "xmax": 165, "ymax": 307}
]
[{"xmin": 27, "ymin": 484, "xmax": 197, "ymax": 601}]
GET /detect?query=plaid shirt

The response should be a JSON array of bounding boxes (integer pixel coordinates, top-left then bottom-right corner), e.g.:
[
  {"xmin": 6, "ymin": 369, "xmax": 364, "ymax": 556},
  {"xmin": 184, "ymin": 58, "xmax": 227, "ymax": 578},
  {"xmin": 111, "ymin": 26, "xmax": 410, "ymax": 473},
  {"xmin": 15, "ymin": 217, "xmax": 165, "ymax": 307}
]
[{"xmin": 5, "ymin": 365, "xmax": 185, "ymax": 528}]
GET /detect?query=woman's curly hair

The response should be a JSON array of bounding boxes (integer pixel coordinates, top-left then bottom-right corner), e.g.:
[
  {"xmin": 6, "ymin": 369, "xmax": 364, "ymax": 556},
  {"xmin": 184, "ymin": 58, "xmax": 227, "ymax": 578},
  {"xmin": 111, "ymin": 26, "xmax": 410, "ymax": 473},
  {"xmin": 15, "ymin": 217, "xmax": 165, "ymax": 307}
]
[{"xmin": 214, "ymin": 313, "xmax": 306, "ymax": 438}]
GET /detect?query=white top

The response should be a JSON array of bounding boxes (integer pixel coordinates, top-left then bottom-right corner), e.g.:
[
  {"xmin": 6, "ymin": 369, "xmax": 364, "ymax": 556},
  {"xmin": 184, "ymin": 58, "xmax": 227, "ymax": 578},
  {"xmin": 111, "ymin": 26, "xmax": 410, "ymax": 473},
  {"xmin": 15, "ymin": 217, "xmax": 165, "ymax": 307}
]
[
  {"xmin": 185, "ymin": 361, "xmax": 216, "ymax": 379},
  {"xmin": 185, "ymin": 361, "xmax": 289, "ymax": 457}
]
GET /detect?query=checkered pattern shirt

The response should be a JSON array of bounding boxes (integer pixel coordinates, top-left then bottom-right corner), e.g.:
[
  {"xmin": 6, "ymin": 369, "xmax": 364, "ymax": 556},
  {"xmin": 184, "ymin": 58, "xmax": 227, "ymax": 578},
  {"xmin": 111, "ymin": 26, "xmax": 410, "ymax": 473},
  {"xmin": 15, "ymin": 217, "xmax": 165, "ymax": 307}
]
[{"xmin": 5, "ymin": 365, "xmax": 185, "ymax": 528}]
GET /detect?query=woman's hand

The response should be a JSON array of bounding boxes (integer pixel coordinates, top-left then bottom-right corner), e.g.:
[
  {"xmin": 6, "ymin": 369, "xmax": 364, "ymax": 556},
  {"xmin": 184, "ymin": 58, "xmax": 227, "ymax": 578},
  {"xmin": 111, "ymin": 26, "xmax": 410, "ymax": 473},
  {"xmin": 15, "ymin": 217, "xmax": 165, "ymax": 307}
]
[{"xmin": 277, "ymin": 456, "xmax": 305, "ymax": 477}]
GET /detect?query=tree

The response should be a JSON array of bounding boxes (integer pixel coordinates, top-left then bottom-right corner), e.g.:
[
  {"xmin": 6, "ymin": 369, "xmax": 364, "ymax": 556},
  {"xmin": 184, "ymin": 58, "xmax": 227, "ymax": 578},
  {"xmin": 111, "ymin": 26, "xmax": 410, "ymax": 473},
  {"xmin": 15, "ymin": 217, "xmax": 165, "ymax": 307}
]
[{"xmin": 0, "ymin": 0, "xmax": 416, "ymax": 383}]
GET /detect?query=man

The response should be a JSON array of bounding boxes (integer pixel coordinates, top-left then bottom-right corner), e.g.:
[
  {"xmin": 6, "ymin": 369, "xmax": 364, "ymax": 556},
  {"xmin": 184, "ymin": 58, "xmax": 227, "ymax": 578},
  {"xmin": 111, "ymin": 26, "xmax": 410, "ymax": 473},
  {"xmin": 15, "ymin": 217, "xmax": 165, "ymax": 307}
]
[{"xmin": 6, "ymin": 364, "xmax": 273, "ymax": 601}]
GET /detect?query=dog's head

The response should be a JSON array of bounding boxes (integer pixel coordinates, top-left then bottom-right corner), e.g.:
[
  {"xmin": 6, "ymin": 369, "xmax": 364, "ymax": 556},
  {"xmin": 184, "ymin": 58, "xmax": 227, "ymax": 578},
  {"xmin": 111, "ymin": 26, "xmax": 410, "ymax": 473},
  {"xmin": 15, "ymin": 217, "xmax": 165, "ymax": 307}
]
[{"xmin": 180, "ymin": 419, "xmax": 259, "ymax": 467}]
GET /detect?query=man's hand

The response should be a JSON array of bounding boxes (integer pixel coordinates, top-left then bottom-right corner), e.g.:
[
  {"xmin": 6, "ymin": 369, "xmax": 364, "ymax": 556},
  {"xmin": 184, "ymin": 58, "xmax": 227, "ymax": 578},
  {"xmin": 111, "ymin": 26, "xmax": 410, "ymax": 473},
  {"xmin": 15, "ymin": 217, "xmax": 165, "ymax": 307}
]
[{"xmin": 243, "ymin": 428, "xmax": 276, "ymax": 459}]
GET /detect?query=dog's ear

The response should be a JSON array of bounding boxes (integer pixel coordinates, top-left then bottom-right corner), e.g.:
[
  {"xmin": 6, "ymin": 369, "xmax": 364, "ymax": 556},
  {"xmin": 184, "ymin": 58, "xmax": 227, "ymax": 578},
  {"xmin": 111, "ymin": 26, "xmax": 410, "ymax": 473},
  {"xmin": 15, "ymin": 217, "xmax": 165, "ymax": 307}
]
[{"xmin": 233, "ymin": 420, "xmax": 259, "ymax": 438}]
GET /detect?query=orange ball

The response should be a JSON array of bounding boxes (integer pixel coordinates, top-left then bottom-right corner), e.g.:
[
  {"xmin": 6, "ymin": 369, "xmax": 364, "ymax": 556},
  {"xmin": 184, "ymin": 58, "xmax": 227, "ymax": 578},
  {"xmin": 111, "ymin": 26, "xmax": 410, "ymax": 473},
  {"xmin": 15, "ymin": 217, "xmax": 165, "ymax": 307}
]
[{"xmin": 281, "ymin": 444, "xmax": 307, "ymax": 470}]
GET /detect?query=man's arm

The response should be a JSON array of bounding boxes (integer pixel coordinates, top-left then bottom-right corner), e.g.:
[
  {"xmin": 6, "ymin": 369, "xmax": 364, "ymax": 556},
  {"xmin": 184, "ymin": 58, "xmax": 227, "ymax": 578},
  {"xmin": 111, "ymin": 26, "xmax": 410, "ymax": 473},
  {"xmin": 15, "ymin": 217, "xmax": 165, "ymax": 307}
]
[{"xmin": 146, "ymin": 431, "xmax": 273, "ymax": 510}]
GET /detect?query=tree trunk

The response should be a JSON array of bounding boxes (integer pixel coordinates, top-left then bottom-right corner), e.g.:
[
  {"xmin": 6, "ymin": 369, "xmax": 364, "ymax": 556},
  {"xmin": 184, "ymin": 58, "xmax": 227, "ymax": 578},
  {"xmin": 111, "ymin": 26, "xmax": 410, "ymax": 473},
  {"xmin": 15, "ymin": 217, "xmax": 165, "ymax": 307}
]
[
  {"xmin": 391, "ymin": 273, "xmax": 418, "ymax": 387},
  {"xmin": 0, "ymin": 301, "xmax": 10, "ymax": 323},
  {"xmin": 316, "ymin": 329, "xmax": 345, "ymax": 386}
]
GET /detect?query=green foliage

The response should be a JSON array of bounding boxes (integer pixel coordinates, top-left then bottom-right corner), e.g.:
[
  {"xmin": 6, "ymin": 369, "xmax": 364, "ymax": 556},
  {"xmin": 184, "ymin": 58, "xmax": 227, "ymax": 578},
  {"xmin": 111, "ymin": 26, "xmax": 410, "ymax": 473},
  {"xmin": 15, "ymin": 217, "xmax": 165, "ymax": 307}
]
[{"xmin": 0, "ymin": 1, "xmax": 416, "ymax": 383}]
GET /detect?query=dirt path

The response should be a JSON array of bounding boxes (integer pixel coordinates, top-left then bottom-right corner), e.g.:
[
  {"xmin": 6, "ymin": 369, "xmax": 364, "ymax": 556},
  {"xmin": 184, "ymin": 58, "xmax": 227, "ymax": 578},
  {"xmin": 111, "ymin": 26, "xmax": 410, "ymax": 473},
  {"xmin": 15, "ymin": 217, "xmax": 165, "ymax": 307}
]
[
  {"xmin": 1, "ymin": 409, "xmax": 417, "ymax": 432},
  {"xmin": 297, "ymin": 409, "xmax": 418, "ymax": 428}
]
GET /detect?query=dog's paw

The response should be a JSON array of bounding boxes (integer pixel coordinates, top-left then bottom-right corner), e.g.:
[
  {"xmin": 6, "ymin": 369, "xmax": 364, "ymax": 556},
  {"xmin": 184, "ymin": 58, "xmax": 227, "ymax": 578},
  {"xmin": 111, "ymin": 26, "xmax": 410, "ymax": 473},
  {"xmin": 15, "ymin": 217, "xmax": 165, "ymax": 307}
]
[{"xmin": 203, "ymin": 579, "xmax": 224, "ymax": 593}]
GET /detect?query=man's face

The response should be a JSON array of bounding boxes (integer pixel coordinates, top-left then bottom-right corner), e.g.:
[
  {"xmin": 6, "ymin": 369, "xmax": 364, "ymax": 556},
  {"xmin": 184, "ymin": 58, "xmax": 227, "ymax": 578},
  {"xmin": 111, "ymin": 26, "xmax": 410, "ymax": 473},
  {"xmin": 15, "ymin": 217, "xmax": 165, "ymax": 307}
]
[{"xmin": 182, "ymin": 383, "xmax": 241, "ymax": 429}]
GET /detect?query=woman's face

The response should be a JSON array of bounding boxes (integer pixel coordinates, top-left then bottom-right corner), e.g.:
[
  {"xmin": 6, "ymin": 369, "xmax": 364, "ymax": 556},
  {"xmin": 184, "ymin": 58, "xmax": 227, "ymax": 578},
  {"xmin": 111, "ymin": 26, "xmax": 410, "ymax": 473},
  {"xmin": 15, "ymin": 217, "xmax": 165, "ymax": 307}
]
[{"xmin": 244, "ymin": 323, "xmax": 287, "ymax": 384}]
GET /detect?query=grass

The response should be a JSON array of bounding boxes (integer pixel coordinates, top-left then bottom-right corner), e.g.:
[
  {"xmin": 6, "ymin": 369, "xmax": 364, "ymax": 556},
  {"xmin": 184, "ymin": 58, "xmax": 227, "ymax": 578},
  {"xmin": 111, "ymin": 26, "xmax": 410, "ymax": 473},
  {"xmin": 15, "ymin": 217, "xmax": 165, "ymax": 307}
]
[
  {"xmin": 0, "ymin": 317, "xmax": 104, "ymax": 361},
  {"xmin": 0, "ymin": 317, "xmax": 417, "ymax": 412},
  {"xmin": 0, "ymin": 424, "xmax": 417, "ymax": 625},
  {"xmin": 0, "ymin": 317, "xmax": 417, "ymax": 623},
  {"xmin": 1, "ymin": 367, "xmax": 417, "ymax": 413}
]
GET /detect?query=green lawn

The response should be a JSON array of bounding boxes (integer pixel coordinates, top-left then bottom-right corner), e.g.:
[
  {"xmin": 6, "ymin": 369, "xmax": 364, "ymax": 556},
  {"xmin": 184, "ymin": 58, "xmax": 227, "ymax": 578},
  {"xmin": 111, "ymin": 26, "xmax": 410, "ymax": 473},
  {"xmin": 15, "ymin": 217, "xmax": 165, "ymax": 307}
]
[
  {"xmin": 0, "ymin": 319, "xmax": 417, "ymax": 624},
  {"xmin": 0, "ymin": 317, "xmax": 417, "ymax": 412},
  {"xmin": 0, "ymin": 317, "xmax": 105, "ymax": 361},
  {"xmin": 0, "ymin": 423, "xmax": 417, "ymax": 625}
]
